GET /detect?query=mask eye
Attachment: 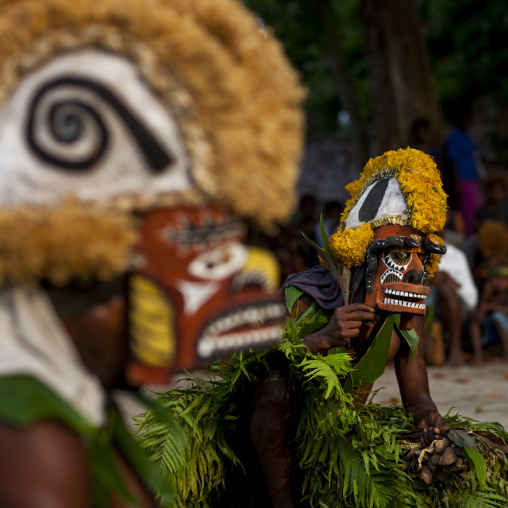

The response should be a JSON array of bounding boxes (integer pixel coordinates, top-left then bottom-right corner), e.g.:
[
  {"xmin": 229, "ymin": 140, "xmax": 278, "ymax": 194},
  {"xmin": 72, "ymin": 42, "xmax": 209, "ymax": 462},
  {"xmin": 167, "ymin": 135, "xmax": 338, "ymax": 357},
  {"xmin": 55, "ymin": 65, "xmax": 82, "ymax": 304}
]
[
  {"xmin": 0, "ymin": 50, "xmax": 193, "ymax": 209},
  {"xmin": 188, "ymin": 243, "xmax": 247, "ymax": 280},
  {"xmin": 418, "ymin": 252, "xmax": 430, "ymax": 265},
  {"xmin": 389, "ymin": 251, "xmax": 412, "ymax": 267}
]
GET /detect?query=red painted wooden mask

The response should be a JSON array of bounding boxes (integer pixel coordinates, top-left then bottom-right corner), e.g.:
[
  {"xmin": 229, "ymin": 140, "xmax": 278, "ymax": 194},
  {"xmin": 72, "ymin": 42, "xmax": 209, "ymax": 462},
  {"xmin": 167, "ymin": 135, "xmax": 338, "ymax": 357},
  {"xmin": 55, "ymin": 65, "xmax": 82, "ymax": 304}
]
[
  {"xmin": 127, "ymin": 205, "xmax": 285, "ymax": 384},
  {"xmin": 364, "ymin": 225, "xmax": 445, "ymax": 327}
]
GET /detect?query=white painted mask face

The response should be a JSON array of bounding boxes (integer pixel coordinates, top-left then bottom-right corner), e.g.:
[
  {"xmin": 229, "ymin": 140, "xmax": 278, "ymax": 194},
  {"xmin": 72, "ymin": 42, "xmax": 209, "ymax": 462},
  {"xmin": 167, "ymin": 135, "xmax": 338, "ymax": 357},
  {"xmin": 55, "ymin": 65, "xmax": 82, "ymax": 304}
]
[
  {"xmin": 344, "ymin": 177, "xmax": 410, "ymax": 230},
  {"xmin": 0, "ymin": 49, "xmax": 192, "ymax": 208}
]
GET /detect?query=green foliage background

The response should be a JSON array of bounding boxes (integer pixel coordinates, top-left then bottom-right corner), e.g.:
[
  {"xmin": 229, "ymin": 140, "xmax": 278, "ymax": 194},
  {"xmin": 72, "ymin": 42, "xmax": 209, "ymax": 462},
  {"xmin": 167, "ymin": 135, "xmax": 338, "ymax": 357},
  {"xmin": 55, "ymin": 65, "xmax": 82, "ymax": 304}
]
[
  {"xmin": 421, "ymin": 0, "xmax": 508, "ymax": 111},
  {"xmin": 243, "ymin": 0, "xmax": 508, "ymax": 139},
  {"xmin": 244, "ymin": 0, "xmax": 368, "ymax": 137}
]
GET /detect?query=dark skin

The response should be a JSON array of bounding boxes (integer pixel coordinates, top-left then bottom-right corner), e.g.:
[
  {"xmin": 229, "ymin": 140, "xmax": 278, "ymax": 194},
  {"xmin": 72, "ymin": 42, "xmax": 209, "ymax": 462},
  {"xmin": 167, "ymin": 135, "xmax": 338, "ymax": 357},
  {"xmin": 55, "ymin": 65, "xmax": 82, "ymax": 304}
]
[
  {"xmin": 291, "ymin": 294, "xmax": 446, "ymax": 439},
  {"xmin": 251, "ymin": 294, "xmax": 448, "ymax": 508},
  {"xmin": 0, "ymin": 296, "xmax": 158, "ymax": 508},
  {"xmin": 428, "ymin": 271, "xmax": 465, "ymax": 367}
]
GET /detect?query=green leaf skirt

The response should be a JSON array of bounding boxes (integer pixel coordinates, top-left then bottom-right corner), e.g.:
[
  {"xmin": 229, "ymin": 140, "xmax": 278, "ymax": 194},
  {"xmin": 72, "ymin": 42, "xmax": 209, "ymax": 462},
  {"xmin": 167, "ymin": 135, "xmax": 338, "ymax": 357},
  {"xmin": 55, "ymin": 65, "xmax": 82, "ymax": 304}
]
[{"xmin": 136, "ymin": 319, "xmax": 508, "ymax": 508}]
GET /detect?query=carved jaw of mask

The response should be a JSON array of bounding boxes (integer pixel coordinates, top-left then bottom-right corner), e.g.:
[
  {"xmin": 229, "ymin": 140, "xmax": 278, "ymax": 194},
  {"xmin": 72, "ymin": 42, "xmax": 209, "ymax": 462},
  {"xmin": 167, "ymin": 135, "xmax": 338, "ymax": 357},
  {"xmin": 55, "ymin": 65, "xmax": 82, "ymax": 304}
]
[
  {"xmin": 364, "ymin": 225, "xmax": 446, "ymax": 327},
  {"xmin": 127, "ymin": 205, "xmax": 285, "ymax": 385}
]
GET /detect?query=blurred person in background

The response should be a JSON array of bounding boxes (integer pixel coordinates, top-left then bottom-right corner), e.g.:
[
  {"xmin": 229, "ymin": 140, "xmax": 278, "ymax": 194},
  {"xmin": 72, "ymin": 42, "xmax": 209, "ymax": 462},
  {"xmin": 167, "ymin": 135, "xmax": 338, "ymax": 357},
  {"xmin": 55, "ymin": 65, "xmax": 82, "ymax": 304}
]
[
  {"xmin": 442, "ymin": 194, "xmax": 467, "ymax": 248},
  {"xmin": 314, "ymin": 200, "xmax": 343, "ymax": 246},
  {"xmin": 444, "ymin": 106, "xmax": 484, "ymax": 236},
  {"xmin": 463, "ymin": 174, "xmax": 508, "ymax": 273},
  {"xmin": 291, "ymin": 194, "xmax": 318, "ymax": 267},
  {"xmin": 475, "ymin": 172, "xmax": 508, "ymax": 229},
  {"xmin": 427, "ymin": 237, "xmax": 478, "ymax": 366},
  {"xmin": 470, "ymin": 221, "xmax": 508, "ymax": 365},
  {"xmin": 410, "ymin": 118, "xmax": 441, "ymax": 165}
]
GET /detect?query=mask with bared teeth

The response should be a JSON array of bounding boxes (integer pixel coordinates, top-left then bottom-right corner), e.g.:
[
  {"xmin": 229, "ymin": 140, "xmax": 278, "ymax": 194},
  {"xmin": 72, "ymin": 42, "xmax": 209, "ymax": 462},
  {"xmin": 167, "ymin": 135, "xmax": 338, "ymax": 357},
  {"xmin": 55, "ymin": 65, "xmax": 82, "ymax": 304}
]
[
  {"xmin": 128, "ymin": 205, "xmax": 287, "ymax": 384},
  {"xmin": 327, "ymin": 148, "xmax": 448, "ymax": 328},
  {"xmin": 0, "ymin": 0, "xmax": 305, "ymax": 388},
  {"xmin": 363, "ymin": 224, "xmax": 446, "ymax": 328}
]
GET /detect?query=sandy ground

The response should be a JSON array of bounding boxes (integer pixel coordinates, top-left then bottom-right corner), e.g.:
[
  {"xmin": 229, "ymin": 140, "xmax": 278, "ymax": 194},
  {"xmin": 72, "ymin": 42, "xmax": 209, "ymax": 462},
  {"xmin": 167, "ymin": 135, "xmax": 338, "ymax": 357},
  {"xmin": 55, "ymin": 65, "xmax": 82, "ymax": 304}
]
[
  {"xmin": 119, "ymin": 362, "xmax": 508, "ymax": 431},
  {"xmin": 373, "ymin": 362, "xmax": 508, "ymax": 428}
]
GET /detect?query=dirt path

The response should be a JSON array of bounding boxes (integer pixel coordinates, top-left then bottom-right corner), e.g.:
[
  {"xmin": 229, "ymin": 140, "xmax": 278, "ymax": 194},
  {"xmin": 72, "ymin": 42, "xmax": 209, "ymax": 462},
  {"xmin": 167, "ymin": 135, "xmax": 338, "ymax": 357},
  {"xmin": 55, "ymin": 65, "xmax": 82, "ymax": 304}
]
[{"xmin": 374, "ymin": 362, "xmax": 508, "ymax": 428}]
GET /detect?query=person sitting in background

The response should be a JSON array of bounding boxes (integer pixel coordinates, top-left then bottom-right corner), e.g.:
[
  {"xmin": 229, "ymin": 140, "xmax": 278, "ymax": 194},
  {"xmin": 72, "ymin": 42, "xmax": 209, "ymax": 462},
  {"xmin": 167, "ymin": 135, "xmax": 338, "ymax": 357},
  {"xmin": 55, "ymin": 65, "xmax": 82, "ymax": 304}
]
[
  {"xmin": 470, "ymin": 221, "xmax": 508, "ymax": 365},
  {"xmin": 476, "ymin": 172, "xmax": 508, "ymax": 229},
  {"xmin": 427, "ymin": 239, "xmax": 478, "ymax": 366},
  {"xmin": 463, "ymin": 174, "xmax": 508, "ymax": 266}
]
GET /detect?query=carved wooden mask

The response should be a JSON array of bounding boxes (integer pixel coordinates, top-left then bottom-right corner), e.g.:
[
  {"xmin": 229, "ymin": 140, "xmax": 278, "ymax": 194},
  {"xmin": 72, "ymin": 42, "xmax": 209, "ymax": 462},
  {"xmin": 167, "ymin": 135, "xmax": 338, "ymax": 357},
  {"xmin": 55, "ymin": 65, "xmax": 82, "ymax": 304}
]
[
  {"xmin": 364, "ymin": 225, "xmax": 446, "ymax": 328},
  {"xmin": 127, "ymin": 205, "xmax": 285, "ymax": 384}
]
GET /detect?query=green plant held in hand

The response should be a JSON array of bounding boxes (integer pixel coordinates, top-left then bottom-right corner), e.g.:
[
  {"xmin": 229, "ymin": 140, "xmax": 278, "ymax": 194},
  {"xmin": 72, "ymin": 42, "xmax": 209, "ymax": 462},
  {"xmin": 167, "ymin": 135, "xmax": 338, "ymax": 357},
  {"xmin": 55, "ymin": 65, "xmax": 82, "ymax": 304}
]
[{"xmin": 301, "ymin": 213, "xmax": 352, "ymax": 304}]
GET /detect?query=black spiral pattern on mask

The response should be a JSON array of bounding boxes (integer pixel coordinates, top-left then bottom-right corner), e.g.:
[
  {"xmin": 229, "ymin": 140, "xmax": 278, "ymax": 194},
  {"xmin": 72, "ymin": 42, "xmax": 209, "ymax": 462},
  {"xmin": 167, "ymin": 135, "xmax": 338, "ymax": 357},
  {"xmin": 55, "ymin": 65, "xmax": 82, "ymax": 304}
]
[{"xmin": 26, "ymin": 77, "xmax": 172, "ymax": 172}]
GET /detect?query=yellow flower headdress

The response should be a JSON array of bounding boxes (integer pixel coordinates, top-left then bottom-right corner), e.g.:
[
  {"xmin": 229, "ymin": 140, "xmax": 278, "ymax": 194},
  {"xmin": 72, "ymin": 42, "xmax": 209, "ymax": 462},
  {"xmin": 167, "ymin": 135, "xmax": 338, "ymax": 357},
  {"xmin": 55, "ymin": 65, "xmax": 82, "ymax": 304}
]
[{"xmin": 328, "ymin": 148, "xmax": 447, "ymax": 274}]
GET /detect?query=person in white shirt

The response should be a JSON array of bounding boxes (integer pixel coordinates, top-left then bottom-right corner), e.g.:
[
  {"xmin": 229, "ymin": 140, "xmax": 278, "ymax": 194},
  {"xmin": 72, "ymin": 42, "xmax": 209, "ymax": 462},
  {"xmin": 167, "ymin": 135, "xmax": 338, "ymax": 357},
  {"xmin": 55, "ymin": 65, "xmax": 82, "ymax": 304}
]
[{"xmin": 427, "ymin": 241, "xmax": 478, "ymax": 366}]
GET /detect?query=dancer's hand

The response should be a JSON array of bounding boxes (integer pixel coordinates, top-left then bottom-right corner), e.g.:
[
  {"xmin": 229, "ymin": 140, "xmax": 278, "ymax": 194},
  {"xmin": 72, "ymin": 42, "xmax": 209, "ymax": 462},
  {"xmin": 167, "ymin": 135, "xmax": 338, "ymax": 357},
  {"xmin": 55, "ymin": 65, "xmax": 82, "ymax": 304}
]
[
  {"xmin": 304, "ymin": 303, "xmax": 379, "ymax": 354},
  {"xmin": 415, "ymin": 410, "xmax": 449, "ymax": 448}
]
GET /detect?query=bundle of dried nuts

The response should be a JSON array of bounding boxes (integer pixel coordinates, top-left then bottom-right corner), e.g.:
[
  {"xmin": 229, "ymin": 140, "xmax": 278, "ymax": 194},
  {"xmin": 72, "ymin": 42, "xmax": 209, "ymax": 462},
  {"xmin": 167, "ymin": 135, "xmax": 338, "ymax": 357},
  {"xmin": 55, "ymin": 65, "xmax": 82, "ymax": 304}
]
[
  {"xmin": 402, "ymin": 437, "xmax": 469, "ymax": 484},
  {"xmin": 401, "ymin": 428, "xmax": 508, "ymax": 485}
]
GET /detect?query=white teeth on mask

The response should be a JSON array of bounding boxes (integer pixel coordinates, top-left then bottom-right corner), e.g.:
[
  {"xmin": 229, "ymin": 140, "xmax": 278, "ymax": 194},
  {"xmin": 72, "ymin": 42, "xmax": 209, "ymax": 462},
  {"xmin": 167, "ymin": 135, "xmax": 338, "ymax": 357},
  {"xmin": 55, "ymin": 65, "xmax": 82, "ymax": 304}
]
[
  {"xmin": 223, "ymin": 337, "xmax": 235, "ymax": 348},
  {"xmin": 197, "ymin": 340, "xmax": 214, "ymax": 358},
  {"xmin": 383, "ymin": 288, "xmax": 427, "ymax": 298},
  {"xmin": 245, "ymin": 309, "xmax": 258, "ymax": 322},
  {"xmin": 200, "ymin": 303, "xmax": 286, "ymax": 340},
  {"xmin": 197, "ymin": 325, "xmax": 282, "ymax": 358},
  {"xmin": 383, "ymin": 298, "xmax": 425, "ymax": 310}
]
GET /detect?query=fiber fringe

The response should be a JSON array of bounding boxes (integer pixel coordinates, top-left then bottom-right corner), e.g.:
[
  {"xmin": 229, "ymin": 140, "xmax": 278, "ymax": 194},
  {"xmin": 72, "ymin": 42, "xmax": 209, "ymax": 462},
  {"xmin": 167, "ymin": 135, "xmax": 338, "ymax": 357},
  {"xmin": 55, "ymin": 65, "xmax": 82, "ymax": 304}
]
[{"xmin": 0, "ymin": 199, "xmax": 137, "ymax": 286}]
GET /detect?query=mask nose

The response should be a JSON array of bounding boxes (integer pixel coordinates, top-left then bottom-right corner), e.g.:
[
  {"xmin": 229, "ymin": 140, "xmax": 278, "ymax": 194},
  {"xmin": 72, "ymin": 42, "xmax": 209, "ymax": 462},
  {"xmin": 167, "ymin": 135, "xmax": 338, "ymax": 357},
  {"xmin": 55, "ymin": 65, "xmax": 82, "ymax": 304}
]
[{"xmin": 402, "ymin": 269, "xmax": 424, "ymax": 284}]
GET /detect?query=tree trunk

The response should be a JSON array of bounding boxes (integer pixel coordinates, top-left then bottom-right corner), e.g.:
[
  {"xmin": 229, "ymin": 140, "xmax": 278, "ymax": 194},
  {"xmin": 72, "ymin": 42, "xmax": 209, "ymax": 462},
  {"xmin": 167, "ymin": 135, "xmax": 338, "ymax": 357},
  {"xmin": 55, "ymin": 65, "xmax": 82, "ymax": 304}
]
[
  {"xmin": 311, "ymin": 0, "xmax": 370, "ymax": 172},
  {"xmin": 360, "ymin": 0, "xmax": 443, "ymax": 152}
]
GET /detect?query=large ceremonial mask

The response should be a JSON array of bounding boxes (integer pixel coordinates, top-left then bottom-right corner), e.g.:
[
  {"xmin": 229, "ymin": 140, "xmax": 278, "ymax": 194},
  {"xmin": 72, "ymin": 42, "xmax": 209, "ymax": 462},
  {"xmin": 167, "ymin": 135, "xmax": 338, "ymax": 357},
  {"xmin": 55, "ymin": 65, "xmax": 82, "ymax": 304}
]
[
  {"xmin": 0, "ymin": 0, "xmax": 304, "ymax": 388},
  {"xmin": 329, "ymin": 148, "xmax": 447, "ymax": 326}
]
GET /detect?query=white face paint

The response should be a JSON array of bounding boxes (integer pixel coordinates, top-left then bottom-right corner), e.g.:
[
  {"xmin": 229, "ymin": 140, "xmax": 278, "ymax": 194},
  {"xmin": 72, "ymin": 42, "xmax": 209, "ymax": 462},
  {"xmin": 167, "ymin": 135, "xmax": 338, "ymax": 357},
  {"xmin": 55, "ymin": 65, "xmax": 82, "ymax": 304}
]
[
  {"xmin": 176, "ymin": 243, "xmax": 248, "ymax": 315},
  {"xmin": 188, "ymin": 244, "xmax": 248, "ymax": 281},
  {"xmin": 345, "ymin": 177, "xmax": 408, "ymax": 230},
  {"xmin": 0, "ymin": 50, "xmax": 192, "ymax": 207},
  {"xmin": 175, "ymin": 280, "xmax": 220, "ymax": 316}
]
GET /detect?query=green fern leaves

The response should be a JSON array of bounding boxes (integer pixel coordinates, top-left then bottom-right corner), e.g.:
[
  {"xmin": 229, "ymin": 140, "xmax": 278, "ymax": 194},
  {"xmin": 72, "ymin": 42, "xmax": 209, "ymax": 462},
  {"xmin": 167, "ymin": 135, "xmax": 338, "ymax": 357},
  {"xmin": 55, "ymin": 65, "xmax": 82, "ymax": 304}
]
[{"xmin": 135, "ymin": 316, "xmax": 508, "ymax": 508}]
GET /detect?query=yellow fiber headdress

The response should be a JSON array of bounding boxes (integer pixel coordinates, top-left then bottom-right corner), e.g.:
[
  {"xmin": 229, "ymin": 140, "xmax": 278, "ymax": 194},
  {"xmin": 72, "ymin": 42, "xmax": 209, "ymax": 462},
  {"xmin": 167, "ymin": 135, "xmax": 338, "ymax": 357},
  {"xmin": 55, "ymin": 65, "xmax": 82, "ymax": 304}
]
[
  {"xmin": 329, "ymin": 148, "xmax": 447, "ymax": 270},
  {"xmin": 0, "ymin": 0, "xmax": 304, "ymax": 286}
]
